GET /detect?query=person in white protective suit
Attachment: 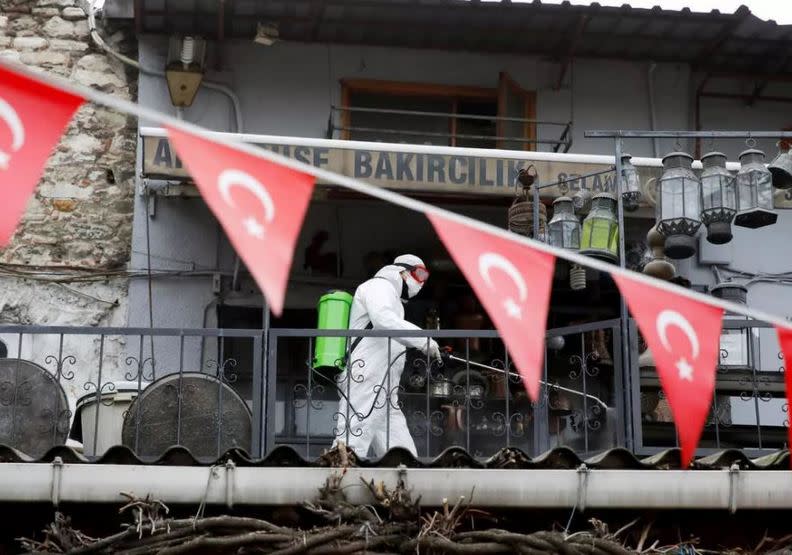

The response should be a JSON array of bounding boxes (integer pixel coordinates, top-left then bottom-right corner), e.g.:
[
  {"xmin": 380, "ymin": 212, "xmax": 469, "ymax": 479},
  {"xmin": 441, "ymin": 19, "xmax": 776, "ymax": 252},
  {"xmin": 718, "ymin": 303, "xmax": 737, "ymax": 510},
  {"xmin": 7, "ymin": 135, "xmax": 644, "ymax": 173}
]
[{"xmin": 334, "ymin": 254, "xmax": 442, "ymax": 458}]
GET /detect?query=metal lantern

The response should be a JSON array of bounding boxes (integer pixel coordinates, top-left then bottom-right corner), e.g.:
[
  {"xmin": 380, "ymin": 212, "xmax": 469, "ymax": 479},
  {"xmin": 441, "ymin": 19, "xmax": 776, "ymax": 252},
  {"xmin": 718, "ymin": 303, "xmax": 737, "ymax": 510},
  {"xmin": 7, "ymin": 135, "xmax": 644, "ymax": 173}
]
[
  {"xmin": 580, "ymin": 192, "xmax": 619, "ymax": 262},
  {"xmin": 642, "ymin": 224, "xmax": 675, "ymax": 281},
  {"xmin": 699, "ymin": 152, "xmax": 737, "ymax": 245},
  {"xmin": 548, "ymin": 196, "xmax": 581, "ymax": 250},
  {"xmin": 656, "ymin": 152, "xmax": 701, "ymax": 260},
  {"xmin": 768, "ymin": 142, "xmax": 792, "ymax": 189},
  {"xmin": 735, "ymin": 149, "xmax": 777, "ymax": 229},
  {"xmin": 711, "ymin": 283, "xmax": 755, "ymax": 373},
  {"xmin": 620, "ymin": 154, "xmax": 642, "ymax": 212}
]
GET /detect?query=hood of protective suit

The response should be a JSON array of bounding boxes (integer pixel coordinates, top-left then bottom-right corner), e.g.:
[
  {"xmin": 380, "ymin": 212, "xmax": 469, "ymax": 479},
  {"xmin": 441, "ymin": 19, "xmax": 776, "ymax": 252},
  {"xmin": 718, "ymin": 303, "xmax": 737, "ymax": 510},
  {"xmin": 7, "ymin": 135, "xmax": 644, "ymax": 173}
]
[{"xmin": 374, "ymin": 254, "xmax": 426, "ymax": 303}]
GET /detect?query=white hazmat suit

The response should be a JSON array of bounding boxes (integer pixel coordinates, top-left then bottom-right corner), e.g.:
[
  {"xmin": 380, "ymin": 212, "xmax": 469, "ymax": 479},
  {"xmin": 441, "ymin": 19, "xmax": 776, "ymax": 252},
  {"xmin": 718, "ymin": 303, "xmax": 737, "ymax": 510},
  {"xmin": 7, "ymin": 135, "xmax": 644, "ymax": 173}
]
[{"xmin": 335, "ymin": 255, "xmax": 440, "ymax": 458}]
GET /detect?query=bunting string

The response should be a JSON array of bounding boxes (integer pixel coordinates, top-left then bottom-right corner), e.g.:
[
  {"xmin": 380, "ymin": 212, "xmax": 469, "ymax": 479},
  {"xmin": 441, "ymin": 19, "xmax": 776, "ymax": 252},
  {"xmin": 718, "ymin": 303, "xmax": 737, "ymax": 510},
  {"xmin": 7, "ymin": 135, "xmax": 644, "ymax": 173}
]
[
  {"xmin": 0, "ymin": 59, "xmax": 785, "ymax": 330},
  {"xmin": 3, "ymin": 59, "xmax": 792, "ymax": 464}
]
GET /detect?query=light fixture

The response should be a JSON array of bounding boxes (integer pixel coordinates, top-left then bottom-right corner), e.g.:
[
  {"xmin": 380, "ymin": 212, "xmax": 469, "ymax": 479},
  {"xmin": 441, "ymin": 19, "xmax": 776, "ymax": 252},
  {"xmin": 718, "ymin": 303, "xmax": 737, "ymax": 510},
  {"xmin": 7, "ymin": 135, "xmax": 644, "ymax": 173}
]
[
  {"xmin": 547, "ymin": 196, "xmax": 580, "ymax": 250},
  {"xmin": 656, "ymin": 152, "xmax": 701, "ymax": 260},
  {"xmin": 642, "ymin": 224, "xmax": 675, "ymax": 281},
  {"xmin": 165, "ymin": 35, "xmax": 206, "ymax": 107},
  {"xmin": 768, "ymin": 141, "xmax": 792, "ymax": 189},
  {"xmin": 254, "ymin": 22, "xmax": 280, "ymax": 46},
  {"xmin": 548, "ymin": 196, "xmax": 586, "ymax": 290},
  {"xmin": 580, "ymin": 192, "xmax": 619, "ymax": 262},
  {"xmin": 699, "ymin": 152, "xmax": 737, "ymax": 245},
  {"xmin": 734, "ymin": 148, "xmax": 777, "ymax": 229},
  {"xmin": 711, "ymin": 282, "xmax": 755, "ymax": 373},
  {"xmin": 620, "ymin": 154, "xmax": 642, "ymax": 212}
]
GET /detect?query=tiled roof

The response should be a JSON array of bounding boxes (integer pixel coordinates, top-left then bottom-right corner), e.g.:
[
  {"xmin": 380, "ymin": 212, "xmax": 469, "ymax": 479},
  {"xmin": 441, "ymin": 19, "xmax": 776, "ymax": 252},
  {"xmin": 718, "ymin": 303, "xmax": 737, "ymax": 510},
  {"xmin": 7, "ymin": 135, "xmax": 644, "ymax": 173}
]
[{"xmin": 1, "ymin": 444, "xmax": 788, "ymax": 470}]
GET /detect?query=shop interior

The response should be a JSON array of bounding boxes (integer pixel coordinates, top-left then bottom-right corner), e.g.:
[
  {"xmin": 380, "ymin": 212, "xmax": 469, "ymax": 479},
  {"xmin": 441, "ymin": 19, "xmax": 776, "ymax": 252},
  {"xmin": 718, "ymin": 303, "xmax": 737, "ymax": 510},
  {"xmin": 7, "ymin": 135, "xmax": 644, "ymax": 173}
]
[{"xmin": 214, "ymin": 184, "xmax": 659, "ymax": 457}]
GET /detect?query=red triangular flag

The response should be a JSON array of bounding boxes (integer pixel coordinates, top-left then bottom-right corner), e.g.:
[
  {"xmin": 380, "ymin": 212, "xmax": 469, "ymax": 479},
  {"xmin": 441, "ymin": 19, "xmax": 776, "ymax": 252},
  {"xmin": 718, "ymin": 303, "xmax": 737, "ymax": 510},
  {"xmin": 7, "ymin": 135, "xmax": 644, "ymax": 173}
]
[
  {"xmin": 0, "ymin": 63, "xmax": 84, "ymax": 245},
  {"xmin": 613, "ymin": 274, "xmax": 723, "ymax": 467},
  {"xmin": 428, "ymin": 213, "xmax": 555, "ymax": 400},
  {"xmin": 776, "ymin": 326, "xmax": 792, "ymax": 464},
  {"xmin": 167, "ymin": 127, "xmax": 315, "ymax": 315}
]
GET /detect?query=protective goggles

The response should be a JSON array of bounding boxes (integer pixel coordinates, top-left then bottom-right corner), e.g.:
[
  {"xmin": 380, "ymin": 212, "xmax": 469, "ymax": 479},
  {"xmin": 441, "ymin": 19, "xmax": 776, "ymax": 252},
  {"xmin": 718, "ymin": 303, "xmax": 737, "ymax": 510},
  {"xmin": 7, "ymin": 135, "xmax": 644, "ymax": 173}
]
[{"xmin": 395, "ymin": 263, "xmax": 430, "ymax": 283}]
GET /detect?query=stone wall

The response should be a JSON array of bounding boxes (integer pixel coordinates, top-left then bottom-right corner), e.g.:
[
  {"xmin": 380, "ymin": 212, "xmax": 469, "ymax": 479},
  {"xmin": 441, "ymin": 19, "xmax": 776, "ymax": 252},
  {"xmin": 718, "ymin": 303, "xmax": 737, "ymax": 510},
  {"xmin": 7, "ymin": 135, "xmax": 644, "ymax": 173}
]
[{"xmin": 0, "ymin": 0, "xmax": 137, "ymax": 419}]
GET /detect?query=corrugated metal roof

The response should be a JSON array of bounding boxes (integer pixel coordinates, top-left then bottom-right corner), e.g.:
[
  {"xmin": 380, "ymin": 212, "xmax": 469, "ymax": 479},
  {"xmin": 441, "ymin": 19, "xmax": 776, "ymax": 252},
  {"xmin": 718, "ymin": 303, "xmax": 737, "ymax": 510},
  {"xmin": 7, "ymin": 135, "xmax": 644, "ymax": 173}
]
[
  {"xmin": 129, "ymin": 0, "xmax": 792, "ymax": 77},
  {"xmin": 1, "ymin": 444, "xmax": 788, "ymax": 470}
]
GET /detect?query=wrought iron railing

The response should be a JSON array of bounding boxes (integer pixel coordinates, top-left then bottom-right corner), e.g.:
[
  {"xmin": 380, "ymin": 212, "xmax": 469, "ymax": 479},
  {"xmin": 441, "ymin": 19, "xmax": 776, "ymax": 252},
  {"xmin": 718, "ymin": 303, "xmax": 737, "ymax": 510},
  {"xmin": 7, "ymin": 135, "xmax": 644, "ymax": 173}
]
[
  {"xmin": 0, "ymin": 326, "xmax": 266, "ymax": 462},
  {"xmin": 267, "ymin": 320, "xmax": 625, "ymax": 459},
  {"xmin": 632, "ymin": 319, "xmax": 788, "ymax": 456},
  {"xmin": 0, "ymin": 318, "xmax": 784, "ymax": 462}
]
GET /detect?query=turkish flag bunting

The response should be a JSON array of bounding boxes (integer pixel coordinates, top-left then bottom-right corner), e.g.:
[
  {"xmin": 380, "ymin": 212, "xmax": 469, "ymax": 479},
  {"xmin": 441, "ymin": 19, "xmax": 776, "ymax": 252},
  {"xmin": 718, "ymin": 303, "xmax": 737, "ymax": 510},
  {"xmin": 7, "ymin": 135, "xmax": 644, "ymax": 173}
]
[
  {"xmin": 0, "ymin": 63, "xmax": 84, "ymax": 245},
  {"xmin": 428, "ymin": 213, "xmax": 555, "ymax": 400},
  {"xmin": 613, "ymin": 274, "xmax": 724, "ymax": 466},
  {"xmin": 776, "ymin": 326, "xmax": 792, "ymax": 466},
  {"xmin": 167, "ymin": 127, "xmax": 315, "ymax": 316}
]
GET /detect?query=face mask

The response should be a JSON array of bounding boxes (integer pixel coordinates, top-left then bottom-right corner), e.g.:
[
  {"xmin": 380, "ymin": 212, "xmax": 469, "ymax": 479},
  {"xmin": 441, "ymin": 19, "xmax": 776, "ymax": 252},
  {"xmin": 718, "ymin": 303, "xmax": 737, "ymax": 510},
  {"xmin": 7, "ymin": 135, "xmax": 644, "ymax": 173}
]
[{"xmin": 401, "ymin": 273, "xmax": 424, "ymax": 302}]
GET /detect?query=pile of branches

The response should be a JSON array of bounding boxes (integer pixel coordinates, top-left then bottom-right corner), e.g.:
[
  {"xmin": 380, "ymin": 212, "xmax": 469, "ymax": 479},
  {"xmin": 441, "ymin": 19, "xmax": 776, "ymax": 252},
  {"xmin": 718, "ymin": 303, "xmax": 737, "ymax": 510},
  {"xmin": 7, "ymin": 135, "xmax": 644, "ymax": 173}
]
[{"xmin": 21, "ymin": 446, "xmax": 771, "ymax": 554}]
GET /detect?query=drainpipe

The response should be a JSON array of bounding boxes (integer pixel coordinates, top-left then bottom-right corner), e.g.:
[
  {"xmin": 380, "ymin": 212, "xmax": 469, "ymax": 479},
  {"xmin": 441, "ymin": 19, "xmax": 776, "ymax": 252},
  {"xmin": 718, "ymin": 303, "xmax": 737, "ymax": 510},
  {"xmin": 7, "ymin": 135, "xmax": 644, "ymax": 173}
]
[
  {"xmin": 647, "ymin": 63, "xmax": 660, "ymax": 157},
  {"xmin": 694, "ymin": 74, "xmax": 711, "ymax": 159}
]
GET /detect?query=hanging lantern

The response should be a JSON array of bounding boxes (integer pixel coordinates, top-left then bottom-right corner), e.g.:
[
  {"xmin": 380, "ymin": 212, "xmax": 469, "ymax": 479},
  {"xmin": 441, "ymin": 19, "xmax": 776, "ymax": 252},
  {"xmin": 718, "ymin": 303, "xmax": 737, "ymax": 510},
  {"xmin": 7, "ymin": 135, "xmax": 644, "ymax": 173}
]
[
  {"xmin": 656, "ymin": 152, "xmax": 701, "ymax": 260},
  {"xmin": 547, "ymin": 196, "xmax": 581, "ymax": 250},
  {"xmin": 734, "ymin": 149, "xmax": 777, "ymax": 229},
  {"xmin": 642, "ymin": 224, "xmax": 675, "ymax": 281},
  {"xmin": 580, "ymin": 192, "xmax": 619, "ymax": 262},
  {"xmin": 699, "ymin": 152, "xmax": 737, "ymax": 245},
  {"xmin": 549, "ymin": 196, "xmax": 586, "ymax": 291},
  {"xmin": 711, "ymin": 283, "xmax": 755, "ymax": 373},
  {"xmin": 768, "ymin": 141, "xmax": 792, "ymax": 189},
  {"xmin": 508, "ymin": 166, "xmax": 546, "ymax": 240},
  {"xmin": 620, "ymin": 154, "xmax": 642, "ymax": 212}
]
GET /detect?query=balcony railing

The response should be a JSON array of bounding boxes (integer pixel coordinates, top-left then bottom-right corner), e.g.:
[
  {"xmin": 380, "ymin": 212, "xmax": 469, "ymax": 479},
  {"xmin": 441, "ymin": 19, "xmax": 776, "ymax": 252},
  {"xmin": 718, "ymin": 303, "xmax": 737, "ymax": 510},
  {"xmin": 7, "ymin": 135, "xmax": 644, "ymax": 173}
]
[
  {"xmin": 0, "ymin": 318, "xmax": 784, "ymax": 462},
  {"xmin": 328, "ymin": 106, "xmax": 574, "ymax": 153}
]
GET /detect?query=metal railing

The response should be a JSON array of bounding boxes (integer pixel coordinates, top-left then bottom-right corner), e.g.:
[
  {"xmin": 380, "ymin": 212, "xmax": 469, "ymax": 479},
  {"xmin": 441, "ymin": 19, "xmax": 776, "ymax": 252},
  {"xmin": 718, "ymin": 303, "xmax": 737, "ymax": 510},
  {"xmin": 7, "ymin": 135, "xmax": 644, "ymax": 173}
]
[
  {"xmin": 0, "ymin": 318, "xmax": 785, "ymax": 462},
  {"xmin": 632, "ymin": 319, "xmax": 788, "ymax": 457},
  {"xmin": 0, "ymin": 326, "xmax": 266, "ymax": 462},
  {"xmin": 267, "ymin": 320, "xmax": 624, "ymax": 459},
  {"xmin": 328, "ymin": 106, "xmax": 573, "ymax": 153}
]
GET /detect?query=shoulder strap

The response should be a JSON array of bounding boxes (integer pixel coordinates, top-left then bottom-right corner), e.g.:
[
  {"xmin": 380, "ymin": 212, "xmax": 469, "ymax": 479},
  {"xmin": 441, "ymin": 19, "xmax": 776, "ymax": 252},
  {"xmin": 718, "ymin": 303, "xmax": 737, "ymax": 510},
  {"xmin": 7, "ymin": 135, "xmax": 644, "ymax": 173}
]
[
  {"xmin": 349, "ymin": 321, "xmax": 373, "ymax": 355},
  {"xmin": 347, "ymin": 275, "xmax": 392, "ymax": 356}
]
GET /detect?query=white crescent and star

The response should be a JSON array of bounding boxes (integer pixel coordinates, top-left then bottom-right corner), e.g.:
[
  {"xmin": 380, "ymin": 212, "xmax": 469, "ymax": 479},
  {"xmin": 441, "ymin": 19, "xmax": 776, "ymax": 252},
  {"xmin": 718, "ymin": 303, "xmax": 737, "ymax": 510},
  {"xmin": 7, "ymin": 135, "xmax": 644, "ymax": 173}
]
[
  {"xmin": 477, "ymin": 252, "xmax": 528, "ymax": 320},
  {"xmin": 655, "ymin": 309, "xmax": 700, "ymax": 382},
  {"xmin": 0, "ymin": 96, "xmax": 25, "ymax": 170},
  {"xmin": 217, "ymin": 168, "xmax": 276, "ymax": 240}
]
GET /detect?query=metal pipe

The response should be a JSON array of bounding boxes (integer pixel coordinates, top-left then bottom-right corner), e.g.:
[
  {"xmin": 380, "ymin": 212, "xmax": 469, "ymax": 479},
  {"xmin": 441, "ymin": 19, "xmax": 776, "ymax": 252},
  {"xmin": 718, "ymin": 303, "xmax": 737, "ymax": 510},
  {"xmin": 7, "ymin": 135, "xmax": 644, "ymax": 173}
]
[
  {"xmin": 2, "ymin": 463, "xmax": 789, "ymax": 510},
  {"xmin": 446, "ymin": 354, "xmax": 609, "ymax": 409},
  {"xmin": 139, "ymin": 126, "xmax": 742, "ymax": 172},
  {"xmin": 647, "ymin": 63, "xmax": 660, "ymax": 157},
  {"xmin": 613, "ymin": 138, "xmax": 634, "ymax": 451},
  {"xmin": 586, "ymin": 130, "xmax": 792, "ymax": 139}
]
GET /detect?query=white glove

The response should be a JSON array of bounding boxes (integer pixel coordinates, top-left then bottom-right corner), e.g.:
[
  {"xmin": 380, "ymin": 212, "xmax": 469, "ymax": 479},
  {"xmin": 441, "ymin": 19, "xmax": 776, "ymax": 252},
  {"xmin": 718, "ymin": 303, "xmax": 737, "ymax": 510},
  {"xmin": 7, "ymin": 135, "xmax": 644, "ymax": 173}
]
[{"xmin": 425, "ymin": 339, "xmax": 442, "ymax": 365}]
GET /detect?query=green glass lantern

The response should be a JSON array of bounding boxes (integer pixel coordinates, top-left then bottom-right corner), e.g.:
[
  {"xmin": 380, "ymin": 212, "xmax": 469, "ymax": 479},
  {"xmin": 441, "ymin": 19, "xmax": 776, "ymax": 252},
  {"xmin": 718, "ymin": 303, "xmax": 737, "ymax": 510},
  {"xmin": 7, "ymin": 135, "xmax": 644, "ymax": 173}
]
[{"xmin": 580, "ymin": 192, "xmax": 619, "ymax": 262}]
